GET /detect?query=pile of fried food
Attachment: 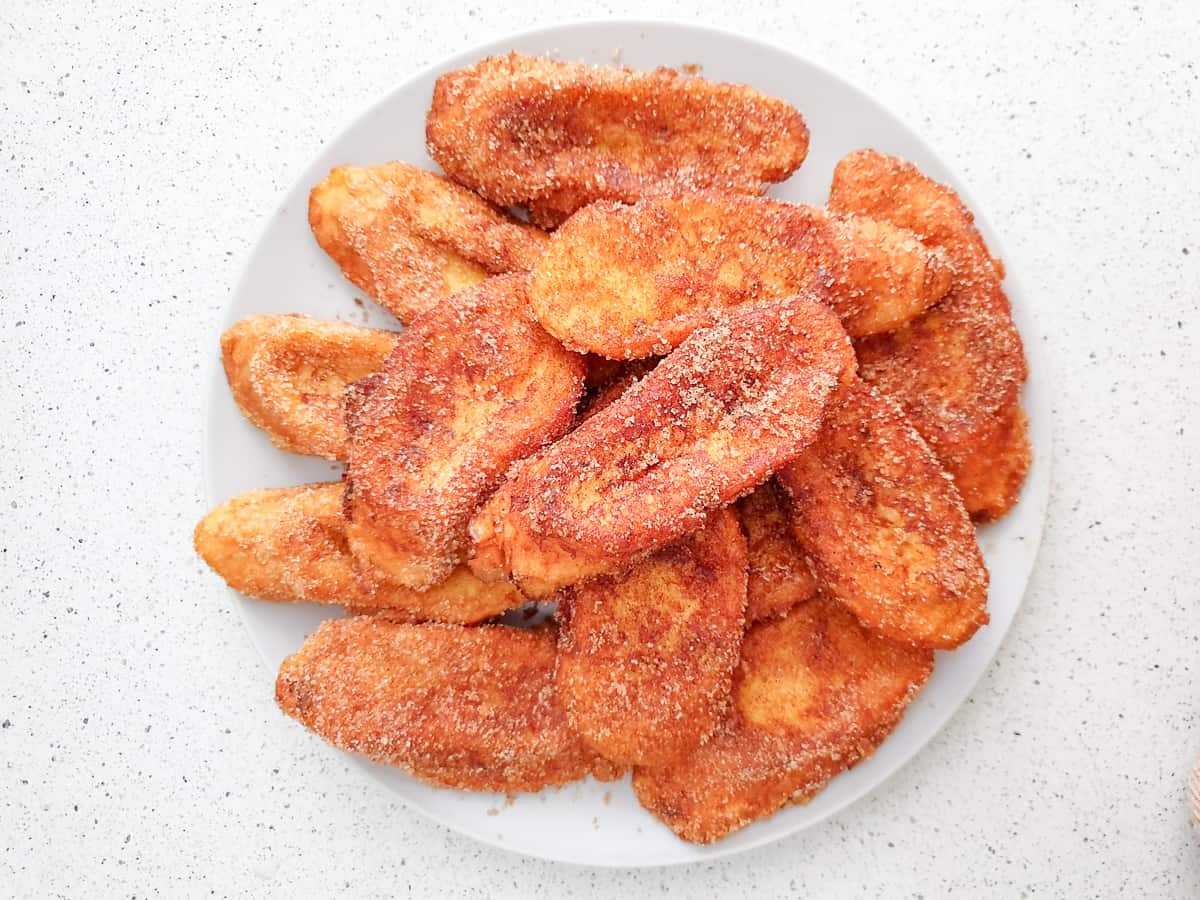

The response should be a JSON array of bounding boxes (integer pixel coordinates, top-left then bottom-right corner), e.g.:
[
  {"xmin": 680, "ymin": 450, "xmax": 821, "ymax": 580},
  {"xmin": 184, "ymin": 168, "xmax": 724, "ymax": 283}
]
[{"xmin": 195, "ymin": 53, "xmax": 1030, "ymax": 844}]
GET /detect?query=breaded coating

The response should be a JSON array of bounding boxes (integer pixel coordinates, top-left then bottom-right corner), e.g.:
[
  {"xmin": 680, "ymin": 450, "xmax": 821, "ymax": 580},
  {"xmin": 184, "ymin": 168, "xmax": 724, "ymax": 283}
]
[
  {"xmin": 776, "ymin": 381, "xmax": 988, "ymax": 649},
  {"xmin": 220, "ymin": 315, "xmax": 398, "ymax": 460},
  {"xmin": 193, "ymin": 483, "xmax": 525, "ymax": 622},
  {"xmin": 426, "ymin": 53, "xmax": 809, "ymax": 228},
  {"xmin": 632, "ymin": 596, "xmax": 934, "ymax": 843},
  {"xmin": 737, "ymin": 481, "xmax": 820, "ymax": 624},
  {"xmin": 346, "ymin": 274, "xmax": 585, "ymax": 589},
  {"xmin": 309, "ymin": 163, "xmax": 548, "ymax": 323},
  {"xmin": 556, "ymin": 508, "xmax": 748, "ymax": 767},
  {"xmin": 469, "ymin": 293, "xmax": 856, "ymax": 597},
  {"xmin": 529, "ymin": 194, "xmax": 952, "ymax": 358},
  {"xmin": 828, "ymin": 149, "xmax": 1030, "ymax": 520},
  {"xmin": 276, "ymin": 619, "xmax": 622, "ymax": 792}
]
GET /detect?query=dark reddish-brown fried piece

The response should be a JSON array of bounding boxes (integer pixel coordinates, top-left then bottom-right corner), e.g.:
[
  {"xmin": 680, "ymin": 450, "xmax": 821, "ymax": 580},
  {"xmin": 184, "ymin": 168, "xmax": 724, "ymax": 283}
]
[
  {"xmin": 737, "ymin": 481, "xmax": 820, "ymax": 624},
  {"xmin": 220, "ymin": 315, "xmax": 399, "ymax": 460},
  {"xmin": 776, "ymin": 381, "xmax": 988, "ymax": 649},
  {"xmin": 828, "ymin": 149, "xmax": 1030, "ymax": 520},
  {"xmin": 346, "ymin": 274, "xmax": 585, "ymax": 589},
  {"xmin": 276, "ymin": 618, "xmax": 623, "ymax": 792},
  {"xmin": 469, "ymin": 293, "xmax": 856, "ymax": 597},
  {"xmin": 556, "ymin": 507, "xmax": 747, "ymax": 767},
  {"xmin": 426, "ymin": 53, "xmax": 810, "ymax": 228},
  {"xmin": 529, "ymin": 194, "xmax": 953, "ymax": 358},
  {"xmin": 632, "ymin": 596, "xmax": 934, "ymax": 843},
  {"xmin": 192, "ymin": 483, "xmax": 526, "ymax": 622},
  {"xmin": 309, "ymin": 163, "xmax": 548, "ymax": 323}
]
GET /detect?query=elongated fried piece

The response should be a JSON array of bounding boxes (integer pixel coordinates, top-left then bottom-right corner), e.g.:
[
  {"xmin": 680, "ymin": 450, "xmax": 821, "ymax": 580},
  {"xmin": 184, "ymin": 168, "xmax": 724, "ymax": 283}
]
[
  {"xmin": 346, "ymin": 274, "xmax": 585, "ymax": 589},
  {"xmin": 221, "ymin": 315, "xmax": 398, "ymax": 460},
  {"xmin": 193, "ymin": 483, "xmax": 525, "ymax": 622},
  {"xmin": 309, "ymin": 163, "xmax": 548, "ymax": 323},
  {"xmin": 632, "ymin": 596, "xmax": 933, "ymax": 843},
  {"xmin": 469, "ymin": 293, "xmax": 856, "ymax": 597},
  {"xmin": 276, "ymin": 619, "xmax": 622, "ymax": 791},
  {"xmin": 529, "ymin": 194, "xmax": 952, "ymax": 358},
  {"xmin": 828, "ymin": 149, "xmax": 1030, "ymax": 520},
  {"xmin": 426, "ymin": 53, "xmax": 809, "ymax": 228},
  {"xmin": 776, "ymin": 381, "xmax": 988, "ymax": 649},
  {"xmin": 737, "ymin": 481, "xmax": 820, "ymax": 624},
  {"xmin": 556, "ymin": 508, "xmax": 747, "ymax": 767}
]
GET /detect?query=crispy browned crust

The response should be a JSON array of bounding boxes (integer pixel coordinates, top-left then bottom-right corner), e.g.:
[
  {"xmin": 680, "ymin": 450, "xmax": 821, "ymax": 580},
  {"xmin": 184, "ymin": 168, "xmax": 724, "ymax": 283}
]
[
  {"xmin": 345, "ymin": 274, "xmax": 585, "ymax": 589},
  {"xmin": 776, "ymin": 381, "xmax": 988, "ymax": 649},
  {"xmin": 220, "ymin": 315, "xmax": 398, "ymax": 460},
  {"xmin": 578, "ymin": 358, "xmax": 658, "ymax": 423},
  {"xmin": 555, "ymin": 508, "xmax": 747, "ymax": 767},
  {"xmin": 308, "ymin": 163, "xmax": 548, "ymax": 323},
  {"xmin": 828, "ymin": 149, "xmax": 1030, "ymax": 520},
  {"xmin": 192, "ymin": 483, "xmax": 526, "ymax": 622},
  {"xmin": 426, "ymin": 53, "xmax": 810, "ymax": 227},
  {"xmin": 737, "ymin": 481, "xmax": 820, "ymax": 625},
  {"xmin": 276, "ymin": 619, "xmax": 623, "ymax": 791},
  {"xmin": 632, "ymin": 596, "xmax": 934, "ymax": 843},
  {"xmin": 528, "ymin": 194, "xmax": 953, "ymax": 358},
  {"xmin": 468, "ymin": 293, "xmax": 856, "ymax": 597}
]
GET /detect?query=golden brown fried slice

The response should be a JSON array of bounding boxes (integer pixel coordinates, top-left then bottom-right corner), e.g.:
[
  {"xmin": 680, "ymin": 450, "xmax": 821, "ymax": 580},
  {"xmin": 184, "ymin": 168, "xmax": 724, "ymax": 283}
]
[
  {"xmin": 469, "ymin": 293, "xmax": 856, "ymax": 597},
  {"xmin": 776, "ymin": 381, "xmax": 988, "ymax": 649},
  {"xmin": 309, "ymin": 163, "xmax": 548, "ymax": 323},
  {"xmin": 529, "ymin": 194, "xmax": 953, "ymax": 358},
  {"xmin": 737, "ymin": 481, "xmax": 820, "ymax": 624},
  {"xmin": 556, "ymin": 508, "xmax": 747, "ymax": 767},
  {"xmin": 828, "ymin": 149, "xmax": 1030, "ymax": 520},
  {"xmin": 193, "ymin": 483, "xmax": 525, "ymax": 622},
  {"xmin": 632, "ymin": 596, "xmax": 933, "ymax": 843},
  {"xmin": 426, "ymin": 53, "xmax": 809, "ymax": 228},
  {"xmin": 346, "ymin": 274, "xmax": 585, "ymax": 589},
  {"xmin": 221, "ymin": 315, "xmax": 398, "ymax": 460},
  {"xmin": 276, "ymin": 618, "xmax": 622, "ymax": 792}
]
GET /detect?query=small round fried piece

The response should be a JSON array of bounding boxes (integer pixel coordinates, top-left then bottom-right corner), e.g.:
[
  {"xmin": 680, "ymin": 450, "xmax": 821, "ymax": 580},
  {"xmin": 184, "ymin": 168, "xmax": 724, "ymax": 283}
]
[
  {"xmin": 309, "ymin": 163, "xmax": 548, "ymax": 323},
  {"xmin": 737, "ymin": 481, "xmax": 820, "ymax": 624},
  {"xmin": 556, "ymin": 507, "xmax": 747, "ymax": 767},
  {"xmin": 220, "ymin": 315, "xmax": 399, "ymax": 460},
  {"xmin": 426, "ymin": 53, "xmax": 809, "ymax": 227},
  {"xmin": 276, "ymin": 619, "xmax": 623, "ymax": 792},
  {"xmin": 777, "ymin": 381, "xmax": 989, "ymax": 649}
]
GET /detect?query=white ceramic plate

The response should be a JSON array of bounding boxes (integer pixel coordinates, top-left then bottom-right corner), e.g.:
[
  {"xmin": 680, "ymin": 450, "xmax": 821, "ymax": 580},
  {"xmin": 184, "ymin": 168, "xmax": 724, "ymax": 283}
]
[{"xmin": 204, "ymin": 20, "xmax": 1052, "ymax": 867}]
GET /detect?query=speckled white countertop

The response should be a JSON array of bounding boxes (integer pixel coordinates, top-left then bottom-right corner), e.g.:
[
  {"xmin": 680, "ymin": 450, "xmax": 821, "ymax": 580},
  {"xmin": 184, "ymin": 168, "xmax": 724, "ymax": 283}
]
[{"xmin": 3, "ymin": 0, "xmax": 1198, "ymax": 896}]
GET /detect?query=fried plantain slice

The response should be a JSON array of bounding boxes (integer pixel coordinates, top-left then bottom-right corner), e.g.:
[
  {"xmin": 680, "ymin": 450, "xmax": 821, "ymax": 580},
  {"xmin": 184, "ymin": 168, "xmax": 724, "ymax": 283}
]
[
  {"xmin": 308, "ymin": 163, "xmax": 548, "ymax": 323},
  {"xmin": 528, "ymin": 194, "xmax": 953, "ymax": 358},
  {"xmin": 346, "ymin": 274, "xmax": 585, "ymax": 590},
  {"xmin": 737, "ymin": 481, "xmax": 820, "ymax": 625},
  {"xmin": 193, "ymin": 483, "xmax": 525, "ymax": 622},
  {"xmin": 776, "ymin": 381, "xmax": 988, "ymax": 649},
  {"xmin": 632, "ymin": 596, "xmax": 933, "ymax": 843},
  {"xmin": 276, "ymin": 618, "xmax": 622, "ymax": 792},
  {"xmin": 556, "ymin": 507, "xmax": 747, "ymax": 767},
  {"xmin": 425, "ymin": 53, "xmax": 809, "ymax": 228},
  {"xmin": 468, "ymin": 293, "xmax": 856, "ymax": 598},
  {"xmin": 828, "ymin": 149, "xmax": 1030, "ymax": 520},
  {"xmin": 220, "ymin": 315, "xmax": 398, "ymax": 460}
]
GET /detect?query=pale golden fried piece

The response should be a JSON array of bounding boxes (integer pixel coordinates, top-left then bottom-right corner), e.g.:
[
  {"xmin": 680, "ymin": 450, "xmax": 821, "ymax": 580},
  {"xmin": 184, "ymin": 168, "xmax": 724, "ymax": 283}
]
[
  {"xmin": 276, "ymin": 618, "xmax": 622, "ymax": 792},
  {"xmin": 192, "ymin": 483, "xmax": 525, "ymax": 622},
  {"xmin": 469, "ymin": 293, "xmax": 856, "ymax": 597},
  {"xmin": 220, "ymin": 315, "xmax": 398, "ymax": 460},
  {"xmin": 632, "ymin": 596, "xmax": 934, "ymax": 843},
  {"xmin": 828, "ymin": 149, "xmax": 1030, "ymax": 520},
  {"xmin": 346, "ymin": 274, "xmax": 585, "ymax": 590},
  {"xmin": 309, "ymin": 163, "xmax": 548, "ymax": 323},
  {"xmin": 556, "ymin": 508, "xmax": 747, "ymax": 767},
  {"xmin": 776, "ymin": 381, "xmax": 988, "ymax": 649},
  {"xmin": 737, "ymin": 481, "xmax": 820, "ymax": 624},
  {"xmin": 529, "ymin": 194, "xmax": 953, "ymax": 358},
  {"xmin": 426, "ymin": 53, "xmax": 809, "ymax": 228}
]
